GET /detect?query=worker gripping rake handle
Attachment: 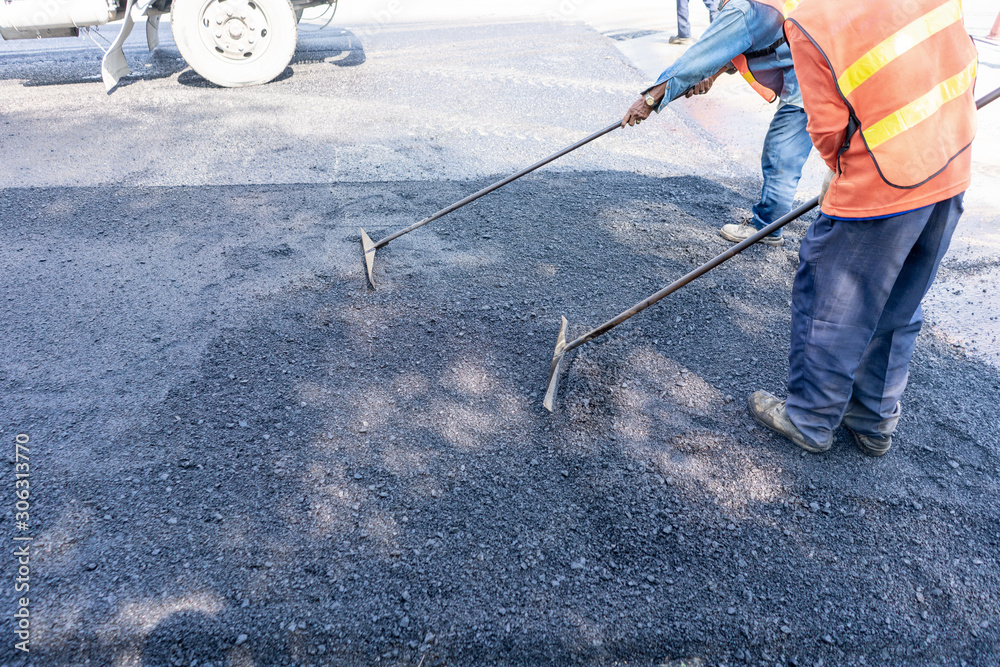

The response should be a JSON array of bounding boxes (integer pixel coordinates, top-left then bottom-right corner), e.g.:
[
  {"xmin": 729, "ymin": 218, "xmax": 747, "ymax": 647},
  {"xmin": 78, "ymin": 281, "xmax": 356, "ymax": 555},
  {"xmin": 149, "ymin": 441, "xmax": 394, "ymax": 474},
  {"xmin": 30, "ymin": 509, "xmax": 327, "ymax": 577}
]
[
  {"xmin": 360, "ymin": 121, "xmax": 621, "ymax": 289},
  {"xmin": 543, "ymin": 85, "xmax": 1000, "ymax": 412}
]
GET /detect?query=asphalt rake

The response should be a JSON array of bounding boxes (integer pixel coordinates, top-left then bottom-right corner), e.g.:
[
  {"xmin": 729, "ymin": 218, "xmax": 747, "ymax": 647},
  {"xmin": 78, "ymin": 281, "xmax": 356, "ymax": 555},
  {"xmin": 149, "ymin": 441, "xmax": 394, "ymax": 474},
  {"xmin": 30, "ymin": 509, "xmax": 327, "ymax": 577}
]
[
  {"xmin": 359, "ymin": 122, "xmax": 621, "ymax": 289},
  {"xmin": 542, "ymin": 84, "xmax": 1000, "ymax": 412},
  {"xmin": 542, "ymin": 198, "xmax": 819, "ymax": 411}
]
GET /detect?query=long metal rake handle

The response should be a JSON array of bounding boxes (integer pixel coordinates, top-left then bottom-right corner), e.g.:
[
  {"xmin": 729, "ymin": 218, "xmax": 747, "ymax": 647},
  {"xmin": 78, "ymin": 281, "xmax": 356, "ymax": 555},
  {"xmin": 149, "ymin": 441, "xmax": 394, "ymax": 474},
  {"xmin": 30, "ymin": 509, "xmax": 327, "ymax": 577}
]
[
  {"xmin": 542, "ymin": 198, "xmax": 818, "ymax": 411},
  {"xmin": 544, "ymin": 83, "xmax": 1000, "ymax": 411},
  {"xmin": 371, "ymin": 121, "xmax": 622, "ymax": 249},
  {"xmin": 978, "ymin": 85, "xmax": 1000, "ymax": 110},
  {"xmin": 558, "ymin": 83, "xmax": 1000, "ymax": 354},
  {"xmin": 562, "ymin": 197, "xmax": 819, "ymax": 355}
]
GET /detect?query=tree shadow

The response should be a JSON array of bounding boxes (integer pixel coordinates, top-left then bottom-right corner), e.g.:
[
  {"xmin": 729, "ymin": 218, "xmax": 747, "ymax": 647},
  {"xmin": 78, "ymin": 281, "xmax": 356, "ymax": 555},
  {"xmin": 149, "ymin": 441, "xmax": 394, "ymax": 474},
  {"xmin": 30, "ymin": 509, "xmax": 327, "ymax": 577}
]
[{"xmin": 142, "ymin": 610, "xmax": 227, "ymax": 667}]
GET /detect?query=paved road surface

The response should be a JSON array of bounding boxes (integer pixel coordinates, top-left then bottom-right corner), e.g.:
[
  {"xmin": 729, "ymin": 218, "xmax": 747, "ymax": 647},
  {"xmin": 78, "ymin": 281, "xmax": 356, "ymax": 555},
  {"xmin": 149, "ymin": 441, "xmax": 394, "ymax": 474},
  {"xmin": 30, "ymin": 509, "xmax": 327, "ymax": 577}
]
[{"xmin": 2, "ymin": 5, "xmax": 999, "ymax": 667}]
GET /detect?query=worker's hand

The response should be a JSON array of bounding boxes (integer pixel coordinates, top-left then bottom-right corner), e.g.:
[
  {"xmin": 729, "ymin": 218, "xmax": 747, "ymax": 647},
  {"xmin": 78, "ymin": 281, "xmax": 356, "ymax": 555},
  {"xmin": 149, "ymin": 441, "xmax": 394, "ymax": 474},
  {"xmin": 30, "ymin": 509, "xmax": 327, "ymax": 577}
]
[
  {"xmin": 683, "ymin": 66, "xmax": 731, "ymax": 98},
  {"xmin": 684, "ymin": 77, "xmax": 715, "ymax": 98},
  {"xmin": 819, "ymin": 169, "xmax": 835, "ymax": 207},
  {"xmin": 622, "ymin": 82, "xmax": 667, "ymax": 128},
  {"xmin": 622, "ymin": 97, "xmax": 654, "ymax": 127}
]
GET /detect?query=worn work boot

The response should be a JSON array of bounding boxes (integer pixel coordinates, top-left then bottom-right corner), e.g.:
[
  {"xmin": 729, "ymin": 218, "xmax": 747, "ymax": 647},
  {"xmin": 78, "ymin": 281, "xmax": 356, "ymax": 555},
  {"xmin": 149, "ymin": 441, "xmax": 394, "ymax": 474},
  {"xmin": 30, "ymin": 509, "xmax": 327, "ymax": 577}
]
[
  {"xmin": 748, "ymin": 390, "xmax": 832, "ymax": 453},
  {"xmin": 846, "ymin": 429, "xmax": 892, "ymax": 457},
  {"xmin": 720, "ymin": 219, "xmax": 784, "ymax": 246},
  {"xmin": 668, "ymin": 35, "xmax": 694, "ymax": 45},
  {"xmin": 842, "ymin": 401, "xmax": 899, "ymax": 457}
]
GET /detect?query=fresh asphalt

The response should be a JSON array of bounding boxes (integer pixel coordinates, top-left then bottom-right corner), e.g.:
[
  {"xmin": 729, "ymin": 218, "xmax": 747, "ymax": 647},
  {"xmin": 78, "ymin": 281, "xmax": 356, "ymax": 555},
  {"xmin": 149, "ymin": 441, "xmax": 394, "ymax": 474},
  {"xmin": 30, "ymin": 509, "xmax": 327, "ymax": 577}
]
[{"xmin": 1, "ymin": 10, "xmax": 999, "ymax": 667}]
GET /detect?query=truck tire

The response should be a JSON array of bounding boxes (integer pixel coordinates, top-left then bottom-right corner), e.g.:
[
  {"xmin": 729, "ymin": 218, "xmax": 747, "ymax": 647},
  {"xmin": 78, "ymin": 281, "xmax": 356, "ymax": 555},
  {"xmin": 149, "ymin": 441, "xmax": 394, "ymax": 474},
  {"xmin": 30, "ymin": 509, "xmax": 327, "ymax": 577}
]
[{"xmin": 171, "ymin": 0, "xmax": 297, "ymax": 87}]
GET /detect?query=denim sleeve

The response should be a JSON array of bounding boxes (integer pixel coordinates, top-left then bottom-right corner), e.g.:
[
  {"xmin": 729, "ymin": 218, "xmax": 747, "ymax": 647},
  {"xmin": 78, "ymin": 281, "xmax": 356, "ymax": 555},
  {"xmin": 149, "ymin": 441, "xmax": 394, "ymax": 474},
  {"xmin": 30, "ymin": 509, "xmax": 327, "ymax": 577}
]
[{"xmin": 648, "ymin": 1, "xmax": 755, "ymax": 109}]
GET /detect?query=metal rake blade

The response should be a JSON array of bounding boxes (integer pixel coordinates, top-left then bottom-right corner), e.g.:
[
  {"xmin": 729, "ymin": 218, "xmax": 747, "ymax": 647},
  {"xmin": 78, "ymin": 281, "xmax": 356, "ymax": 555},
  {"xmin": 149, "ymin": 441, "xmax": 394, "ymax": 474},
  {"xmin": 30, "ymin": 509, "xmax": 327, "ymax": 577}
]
[
  {"xmin": 542, "ymin": 316, "xmax": 569, "ymax": 413},
  {"xmin": 360, "ymin": 227, "xmax": 377, "ymax": 289}
]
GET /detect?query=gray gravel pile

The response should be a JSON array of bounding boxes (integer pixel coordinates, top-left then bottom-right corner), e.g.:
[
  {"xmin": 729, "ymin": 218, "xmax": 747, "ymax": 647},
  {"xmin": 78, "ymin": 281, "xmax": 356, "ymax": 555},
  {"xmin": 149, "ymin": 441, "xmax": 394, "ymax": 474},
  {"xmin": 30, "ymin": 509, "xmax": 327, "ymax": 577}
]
[{"xmin": 2, "ymin": 172, "xmax": 998, "ymax": 667}]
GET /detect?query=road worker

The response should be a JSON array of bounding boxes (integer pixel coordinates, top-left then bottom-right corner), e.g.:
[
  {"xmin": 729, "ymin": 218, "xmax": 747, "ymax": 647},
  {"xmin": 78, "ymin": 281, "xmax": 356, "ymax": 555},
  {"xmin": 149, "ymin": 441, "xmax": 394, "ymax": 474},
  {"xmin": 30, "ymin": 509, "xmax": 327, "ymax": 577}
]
[
  {"xmin": 747, "ymin": 0, "xmax": 977, "ymax": 456},
  {"xmin": 623, "ymin": 0, "xmax": 813, "ymax": 248}
]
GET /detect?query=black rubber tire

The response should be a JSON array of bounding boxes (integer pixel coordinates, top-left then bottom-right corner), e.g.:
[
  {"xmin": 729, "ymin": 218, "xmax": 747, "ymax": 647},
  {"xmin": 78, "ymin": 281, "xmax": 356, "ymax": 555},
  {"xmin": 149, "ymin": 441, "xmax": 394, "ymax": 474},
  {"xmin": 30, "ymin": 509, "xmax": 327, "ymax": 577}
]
[{"xmin": 170, "ymin": 0, "xmax": 297, "ymax": 87}]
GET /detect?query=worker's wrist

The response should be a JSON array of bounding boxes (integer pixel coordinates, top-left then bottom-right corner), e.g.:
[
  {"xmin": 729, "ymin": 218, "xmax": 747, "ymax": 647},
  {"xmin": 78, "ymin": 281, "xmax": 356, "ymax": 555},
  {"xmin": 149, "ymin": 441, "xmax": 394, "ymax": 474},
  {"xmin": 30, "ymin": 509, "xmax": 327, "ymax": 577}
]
[{"xmin": 641, "ymin": 82, "xmax": 667, "ymax": 110}]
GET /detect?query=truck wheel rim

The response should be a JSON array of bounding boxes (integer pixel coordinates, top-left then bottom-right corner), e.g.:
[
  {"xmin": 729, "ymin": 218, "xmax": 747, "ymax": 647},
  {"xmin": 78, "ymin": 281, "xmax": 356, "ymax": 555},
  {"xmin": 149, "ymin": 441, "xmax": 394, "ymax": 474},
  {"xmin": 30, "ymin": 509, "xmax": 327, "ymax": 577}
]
[{"xmin": 196, "ymin": 0, "xmax": 273, "ymax": 64}]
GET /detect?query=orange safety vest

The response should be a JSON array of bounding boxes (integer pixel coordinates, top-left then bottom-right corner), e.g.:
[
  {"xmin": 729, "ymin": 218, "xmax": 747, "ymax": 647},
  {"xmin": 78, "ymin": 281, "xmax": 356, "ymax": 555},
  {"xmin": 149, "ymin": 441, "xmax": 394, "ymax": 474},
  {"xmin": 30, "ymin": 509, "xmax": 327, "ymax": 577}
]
[
  {"xmin": 731, "ymin": 51, "xmax": 780, "ymax": 104},
  {"xmin": 720, "ymin": 0, "xmax": 782, "ymax": 103},
  {"xmin": 759, "ymin": 0, "xmax": 978, "ymax": 189}
]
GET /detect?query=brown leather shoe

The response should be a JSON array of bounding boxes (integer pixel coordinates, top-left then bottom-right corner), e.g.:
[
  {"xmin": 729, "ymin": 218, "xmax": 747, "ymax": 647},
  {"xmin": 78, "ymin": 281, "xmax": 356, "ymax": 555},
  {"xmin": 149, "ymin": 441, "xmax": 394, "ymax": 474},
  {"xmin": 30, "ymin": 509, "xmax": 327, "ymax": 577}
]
[{"xmin": 748, "ymin": 391, "xmax": 832, "ymax": 453}]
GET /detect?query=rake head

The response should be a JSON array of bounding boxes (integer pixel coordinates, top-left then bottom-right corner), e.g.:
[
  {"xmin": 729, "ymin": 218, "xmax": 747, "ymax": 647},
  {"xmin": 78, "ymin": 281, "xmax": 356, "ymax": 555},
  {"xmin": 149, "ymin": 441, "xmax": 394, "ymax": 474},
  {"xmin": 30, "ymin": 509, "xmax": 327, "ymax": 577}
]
[
  {"xmin": 542, "ymin": 316, "xmax": 569, "ymax": 412},
  {"xmin": 360, "ymin": 227, "xmax": 377, "ymax": 289}
]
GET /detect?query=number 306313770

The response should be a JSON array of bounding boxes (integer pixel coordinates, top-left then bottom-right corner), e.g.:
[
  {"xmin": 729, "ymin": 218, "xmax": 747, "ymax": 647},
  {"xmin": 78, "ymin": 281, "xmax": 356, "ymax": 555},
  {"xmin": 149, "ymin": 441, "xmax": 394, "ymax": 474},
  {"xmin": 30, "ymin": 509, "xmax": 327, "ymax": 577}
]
[{"xmin": 15, "ymin": 434, "xmax": 30, "ymax": 523}]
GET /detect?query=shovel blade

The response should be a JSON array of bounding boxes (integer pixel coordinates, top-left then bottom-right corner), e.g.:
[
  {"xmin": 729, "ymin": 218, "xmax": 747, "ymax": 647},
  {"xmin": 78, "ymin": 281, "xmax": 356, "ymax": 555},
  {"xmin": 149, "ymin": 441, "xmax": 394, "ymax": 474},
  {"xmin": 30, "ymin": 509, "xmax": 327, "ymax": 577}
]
[
  {"xmin": 542, "ymin": 316, "xmax": 569, "ymax": 412},
  {"xmin": 360, "ymin": 227, "xmax": 377, "ymax": 289}
]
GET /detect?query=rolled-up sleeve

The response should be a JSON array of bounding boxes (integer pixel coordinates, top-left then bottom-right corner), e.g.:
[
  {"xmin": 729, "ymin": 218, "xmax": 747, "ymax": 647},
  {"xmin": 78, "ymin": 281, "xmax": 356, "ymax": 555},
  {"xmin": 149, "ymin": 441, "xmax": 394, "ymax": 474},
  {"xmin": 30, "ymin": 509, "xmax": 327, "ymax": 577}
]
[
  {"xmin": 785, "ymin": 22, "xmax": 849, "ymax": 171},
  {"xmin": 649, "ymin": 4, "xmax": 755, "ymax": 108}
]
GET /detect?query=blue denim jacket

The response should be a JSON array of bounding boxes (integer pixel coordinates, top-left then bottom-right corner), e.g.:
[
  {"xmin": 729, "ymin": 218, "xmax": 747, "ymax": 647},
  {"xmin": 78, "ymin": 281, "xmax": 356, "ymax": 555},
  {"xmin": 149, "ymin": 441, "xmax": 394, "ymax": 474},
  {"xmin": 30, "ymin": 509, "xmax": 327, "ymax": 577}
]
[{"xmin": 650, "ymin": 0, "xmax": 802, "ymax": 110}]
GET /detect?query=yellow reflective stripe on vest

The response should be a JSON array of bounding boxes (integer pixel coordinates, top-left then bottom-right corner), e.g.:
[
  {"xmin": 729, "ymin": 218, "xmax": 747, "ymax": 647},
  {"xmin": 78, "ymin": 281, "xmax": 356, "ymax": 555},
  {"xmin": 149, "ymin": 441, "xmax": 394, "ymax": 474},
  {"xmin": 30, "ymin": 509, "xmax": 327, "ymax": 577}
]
[
  {"xmin": 862, "ymin": 59, "xmax": 977, "ymax": 149},
  {"xmin": 837, "ymin": 0, "xmax": 964, "ymax": 98},
  {"xmin": 739, "ymin": 69, "xmax": 758, "ymax": 87},
  {"xmin": 782, "ymin": 0, "xmax": 802, "ymax": 16}
]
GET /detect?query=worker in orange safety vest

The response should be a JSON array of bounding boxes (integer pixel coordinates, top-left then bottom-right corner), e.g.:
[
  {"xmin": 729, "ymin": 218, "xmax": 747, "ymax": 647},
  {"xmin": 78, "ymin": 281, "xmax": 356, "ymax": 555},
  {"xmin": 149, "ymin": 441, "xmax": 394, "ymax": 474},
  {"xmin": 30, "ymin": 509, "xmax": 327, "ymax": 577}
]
[{"xmin": 746, "ymin": 0, "xmax": 978, "ymax": 456}]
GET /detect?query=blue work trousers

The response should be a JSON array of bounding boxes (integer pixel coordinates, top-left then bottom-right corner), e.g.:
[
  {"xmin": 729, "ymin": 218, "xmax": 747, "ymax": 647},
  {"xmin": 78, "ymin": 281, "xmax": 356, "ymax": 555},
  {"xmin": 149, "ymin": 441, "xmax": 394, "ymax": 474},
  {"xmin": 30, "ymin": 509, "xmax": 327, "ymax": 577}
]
[
  {"xmin": 784, "ymin": 194, "xmax": 964, "ymax": 447},
  {"xmin": 676, "ymin": 0, "xmax": 719, "ymax": 38},
  {"xmin": 752, "ymin": 103, "xmax": 812, "ymax": 239}
]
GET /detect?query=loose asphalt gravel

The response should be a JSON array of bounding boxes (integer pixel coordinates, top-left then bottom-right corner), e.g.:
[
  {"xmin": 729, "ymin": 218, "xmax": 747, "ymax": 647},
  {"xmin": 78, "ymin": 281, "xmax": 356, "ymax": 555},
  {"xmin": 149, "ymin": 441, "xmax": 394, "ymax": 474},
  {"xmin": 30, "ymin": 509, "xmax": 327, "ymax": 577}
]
[{"xmin": 2, "ymin": 15, "xmax": 999, "ymax": 667}]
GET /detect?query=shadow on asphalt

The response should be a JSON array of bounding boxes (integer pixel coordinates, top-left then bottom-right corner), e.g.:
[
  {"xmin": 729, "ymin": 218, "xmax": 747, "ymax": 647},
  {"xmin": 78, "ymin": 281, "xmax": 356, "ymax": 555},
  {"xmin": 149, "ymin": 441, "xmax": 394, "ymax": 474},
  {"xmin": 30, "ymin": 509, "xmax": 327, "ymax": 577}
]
[
  {"xmin": 4, "ymin": 173, "xmax": 998, "ymax": 666},
  {"xmin": 177, "ymin": 29, "xmax": 366, "ymax": 88},
  {"xmin": 294, "ymin": 28, "xmax": 367, "ymax": 68},
  {"xmin": 2, "ymin": 27, "xmax": 365, "ymax": 89},
  {"xmin": 176, "ymin": 66, "xmax": 296, "ymax": 89}
]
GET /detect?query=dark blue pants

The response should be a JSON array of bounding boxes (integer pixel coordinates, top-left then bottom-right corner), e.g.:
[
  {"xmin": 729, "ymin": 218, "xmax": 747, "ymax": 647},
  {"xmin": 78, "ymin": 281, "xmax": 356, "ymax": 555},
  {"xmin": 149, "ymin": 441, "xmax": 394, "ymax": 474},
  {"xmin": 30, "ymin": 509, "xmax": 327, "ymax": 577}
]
[
  {"xmin": 676, "ymin": 0, "xmax": 719, "ymax": 38},
  {"xmin": 785, "ymin": 194, "xmax": 964, "ymax": 447}
]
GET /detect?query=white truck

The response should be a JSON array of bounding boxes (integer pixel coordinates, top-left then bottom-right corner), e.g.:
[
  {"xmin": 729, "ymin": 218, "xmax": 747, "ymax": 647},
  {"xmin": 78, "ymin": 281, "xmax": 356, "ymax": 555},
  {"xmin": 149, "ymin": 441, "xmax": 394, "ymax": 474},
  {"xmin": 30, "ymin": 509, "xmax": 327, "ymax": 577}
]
[{"xmin": 0, "ymin": 0, "xmax": 337, "ymax": 90}]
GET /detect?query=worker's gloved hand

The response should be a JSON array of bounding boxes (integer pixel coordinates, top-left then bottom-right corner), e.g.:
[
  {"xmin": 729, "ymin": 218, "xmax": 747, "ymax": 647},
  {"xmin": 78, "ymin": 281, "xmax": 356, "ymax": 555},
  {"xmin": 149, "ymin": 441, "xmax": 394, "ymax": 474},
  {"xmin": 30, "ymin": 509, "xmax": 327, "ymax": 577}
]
[{"xmin": 819, "ymin": 169, "xmax": 835, "ymax": 208}]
